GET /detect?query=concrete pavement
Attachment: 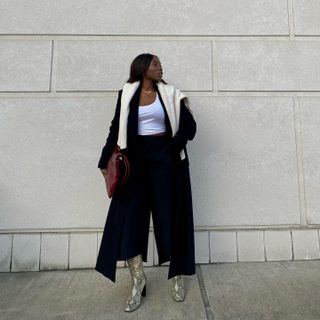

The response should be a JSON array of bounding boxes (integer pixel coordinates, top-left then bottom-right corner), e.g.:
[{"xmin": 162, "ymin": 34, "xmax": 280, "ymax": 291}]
[{"xmin": 1, "ymin": 261, "xmax": 320, "ymax": 320}]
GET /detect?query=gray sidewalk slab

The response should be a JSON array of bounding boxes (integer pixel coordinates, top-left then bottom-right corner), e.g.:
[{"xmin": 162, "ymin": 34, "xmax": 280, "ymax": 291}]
[
  {"xmin": 200, "ymin": 261, "xmax": 320, "ymax": 320},
  {"xmin": 1, "ymin": 261, "xmax": 320, "ymax": 320},
  {"xmin": 0, "ymin": 266, "xmax": 205, "ymax": 320}
]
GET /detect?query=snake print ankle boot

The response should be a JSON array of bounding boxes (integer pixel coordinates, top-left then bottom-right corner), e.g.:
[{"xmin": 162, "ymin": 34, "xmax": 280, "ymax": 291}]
[
  {"xmin": 170, "ymin": 275, "xmax": 185, "ymax": 302},
  {"xmin": 124, "ymin": 254, "xmax": 147, "ymax": 312}
]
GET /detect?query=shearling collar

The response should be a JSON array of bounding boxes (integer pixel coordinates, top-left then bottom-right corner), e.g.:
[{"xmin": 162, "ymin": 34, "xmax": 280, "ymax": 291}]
[{"xmin": 117, "ymin": 81, "xmax": 189, "ymax": 160}]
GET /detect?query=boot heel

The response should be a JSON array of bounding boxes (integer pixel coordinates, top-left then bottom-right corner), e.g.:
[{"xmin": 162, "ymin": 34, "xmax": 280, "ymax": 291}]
[{"xmin": 142, "ymin": 285, "xmax": 146, "ymax": 297}]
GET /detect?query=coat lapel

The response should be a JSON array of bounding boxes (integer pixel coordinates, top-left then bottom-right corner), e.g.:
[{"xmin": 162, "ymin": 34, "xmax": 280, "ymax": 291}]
[
  {"xmin": 117, "ymin": 81, "xmax": 140, "ymax": 148},
  {"xmin": 156, "ymin": 82, "xmax": 177, "ymax": 136}
]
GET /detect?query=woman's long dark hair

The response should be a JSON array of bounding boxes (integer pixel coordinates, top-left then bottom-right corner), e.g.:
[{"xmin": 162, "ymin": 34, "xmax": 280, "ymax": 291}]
[{"xmin": 127, "ymin": 53, "xmax": 167, "ymax": 84}]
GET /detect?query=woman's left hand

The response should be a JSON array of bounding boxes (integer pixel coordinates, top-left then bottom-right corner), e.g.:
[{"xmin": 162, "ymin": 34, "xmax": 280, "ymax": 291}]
[{"xmin": 100, "ymin": 168, "xmax": 107, "ymax": 177}]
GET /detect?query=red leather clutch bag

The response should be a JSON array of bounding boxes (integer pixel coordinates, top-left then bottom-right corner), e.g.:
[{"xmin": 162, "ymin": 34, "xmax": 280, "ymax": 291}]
[{"xmin": 104, "ymin": 146, "xmax": 130, "ymax": 198}]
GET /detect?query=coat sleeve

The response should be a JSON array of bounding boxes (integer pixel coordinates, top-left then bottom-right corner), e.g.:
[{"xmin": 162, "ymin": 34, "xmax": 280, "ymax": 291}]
[
  {"xmin": 97, "ymin": 90, "xmax": 122, "ymax": 169},
  {"xmin": 166, "ymin": 98, "xmax": 197, "ymax": 154}
]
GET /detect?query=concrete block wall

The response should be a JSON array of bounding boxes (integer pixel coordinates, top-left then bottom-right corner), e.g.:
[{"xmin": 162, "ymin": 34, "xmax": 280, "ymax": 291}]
[{"xmin": 1, "ymin": 0, "xmax": 320, "ymax": 272}]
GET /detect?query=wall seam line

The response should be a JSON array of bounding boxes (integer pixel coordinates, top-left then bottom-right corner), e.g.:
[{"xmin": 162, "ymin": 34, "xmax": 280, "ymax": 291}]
[
  {"xmin": 295, "ymin": 97, "xmax": 308, "ymax": 225},
  {"xmin": 290, "ymin": 229, "xmax": 294, "ymax": 260},
  {"xmin": 39, "ymin": 233, "xmax": 42, "ymax": 270},
  {"xmin": 287, "ymin": 0, "xmax": 295, "ymax": 38}
]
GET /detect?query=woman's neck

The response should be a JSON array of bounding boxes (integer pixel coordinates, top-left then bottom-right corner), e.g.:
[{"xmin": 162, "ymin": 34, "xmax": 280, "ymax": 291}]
[{"xmin": 141, "ymin": 78, "xmax": 156, "ymax": 91}]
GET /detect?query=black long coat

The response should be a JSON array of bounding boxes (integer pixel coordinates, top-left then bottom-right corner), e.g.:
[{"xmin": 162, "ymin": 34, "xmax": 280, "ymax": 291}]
[{"xmin": 95, "ymin": 82, "xmax": 197, "ymax": 283}]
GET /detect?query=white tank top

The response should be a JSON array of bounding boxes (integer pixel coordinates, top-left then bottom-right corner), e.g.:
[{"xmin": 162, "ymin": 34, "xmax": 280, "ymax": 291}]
[{"xmin": 138, "ymin": 92, "xmax": 166, "ymax": 135}]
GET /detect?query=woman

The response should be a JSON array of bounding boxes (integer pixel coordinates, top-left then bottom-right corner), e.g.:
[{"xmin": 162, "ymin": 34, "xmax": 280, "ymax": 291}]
[{"xmin": 95, "ymin": 53, "xmax": 197, "ymax": 312}]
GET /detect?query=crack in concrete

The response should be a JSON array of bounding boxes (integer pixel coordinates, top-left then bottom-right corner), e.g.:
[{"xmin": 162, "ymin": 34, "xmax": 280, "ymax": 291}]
[{"xmin": 196, "ymin": 265, "xmax": 215, "ymax": 320}]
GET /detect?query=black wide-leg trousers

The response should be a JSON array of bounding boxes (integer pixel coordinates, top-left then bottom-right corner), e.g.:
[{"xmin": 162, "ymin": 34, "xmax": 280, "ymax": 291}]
[
  {"xmin": 117, "ymin": 134, "xmax": 175, "ymax": 263},
  {"xmin": 95, "ymin": 134, "xmax": 196, "ymax": 282}
]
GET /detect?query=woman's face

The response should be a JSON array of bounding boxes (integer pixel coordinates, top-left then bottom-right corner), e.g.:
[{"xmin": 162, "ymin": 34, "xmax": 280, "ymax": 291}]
[{"xmin": 144, "ymin": 56, "xmax": 163, "ymax": 82}]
